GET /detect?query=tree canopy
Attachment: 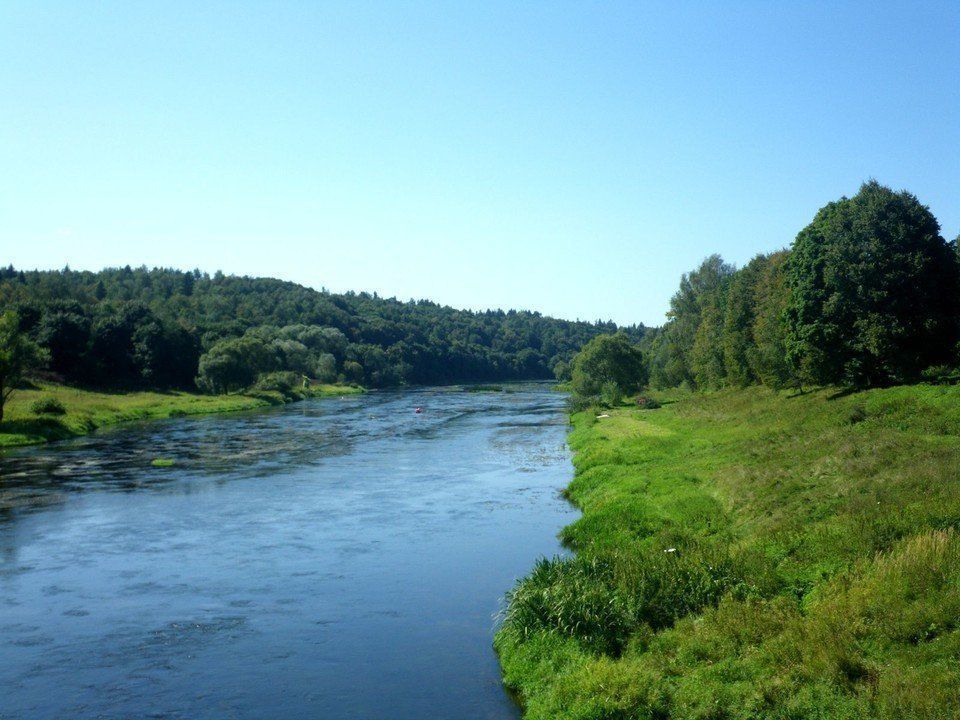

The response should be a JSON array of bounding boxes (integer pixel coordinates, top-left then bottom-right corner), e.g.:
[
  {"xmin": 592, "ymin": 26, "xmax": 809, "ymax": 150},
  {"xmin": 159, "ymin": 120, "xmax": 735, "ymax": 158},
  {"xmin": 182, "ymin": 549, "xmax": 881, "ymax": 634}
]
[
  {"xmin": 570, "ymin": 333, "xmax": 648, "ymax": 406},
  {"xmin": 645, "ymin": 182, "xmax": 960, "ymax": 391},
  {"xmin": 0, "ymin": 265, "xmax": 645, "ymax": 393},
  {"xmin": 0, "ymin": 310, "xmax": 46, "ymax": 421},
  {"xmin": 785, "ymin": 181, "xmax": 959, "ymax": 386}
]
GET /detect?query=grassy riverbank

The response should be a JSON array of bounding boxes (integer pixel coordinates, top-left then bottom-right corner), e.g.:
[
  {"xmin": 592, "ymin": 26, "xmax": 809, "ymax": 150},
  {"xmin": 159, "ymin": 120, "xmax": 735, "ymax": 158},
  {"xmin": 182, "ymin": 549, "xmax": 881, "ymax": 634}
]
[
  {"xmin": 496, "ymin": 385, "xmax": 960, "ymax": 719},
  {"xmin": 0, "ymin": 382, "xmax": 363, "ymax": 448}
]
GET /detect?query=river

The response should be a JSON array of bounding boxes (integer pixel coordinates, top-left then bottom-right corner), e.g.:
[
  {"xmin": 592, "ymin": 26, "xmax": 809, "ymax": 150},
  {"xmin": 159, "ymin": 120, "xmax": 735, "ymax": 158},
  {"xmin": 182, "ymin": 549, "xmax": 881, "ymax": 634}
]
[{"xmin": 0, "ymin": 384, "xmax": 576, "ymax": 719}]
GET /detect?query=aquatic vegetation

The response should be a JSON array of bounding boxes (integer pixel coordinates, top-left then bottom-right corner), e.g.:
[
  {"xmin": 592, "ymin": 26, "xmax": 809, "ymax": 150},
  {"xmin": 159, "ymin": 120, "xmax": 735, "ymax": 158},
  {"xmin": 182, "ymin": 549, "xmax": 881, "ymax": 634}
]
[
  {"xmin": 151, "ymin": 458, "xmax": 175, "ymax": 468},
  {"xmin": 497, "ymin": 384, "xmax": 960, "ymax": 719}
]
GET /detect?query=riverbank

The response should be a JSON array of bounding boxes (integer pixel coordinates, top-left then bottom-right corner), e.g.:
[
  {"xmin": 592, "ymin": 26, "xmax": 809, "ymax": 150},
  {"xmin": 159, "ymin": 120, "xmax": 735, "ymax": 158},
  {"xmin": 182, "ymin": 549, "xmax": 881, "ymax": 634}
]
[
  {"xmin": 0, "ymin": 382, "xmax": 363, "ymax": 448},
  {"xmin": 496, "ymin": 384, "xmax": 960, "ymax": 719}
]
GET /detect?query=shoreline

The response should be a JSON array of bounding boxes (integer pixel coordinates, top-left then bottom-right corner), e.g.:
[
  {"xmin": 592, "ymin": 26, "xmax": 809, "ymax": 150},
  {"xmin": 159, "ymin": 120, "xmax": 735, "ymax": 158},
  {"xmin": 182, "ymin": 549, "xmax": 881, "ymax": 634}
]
[{"xmin": 0, "ymin": 382, "xmax": 364, "ymax": 449}]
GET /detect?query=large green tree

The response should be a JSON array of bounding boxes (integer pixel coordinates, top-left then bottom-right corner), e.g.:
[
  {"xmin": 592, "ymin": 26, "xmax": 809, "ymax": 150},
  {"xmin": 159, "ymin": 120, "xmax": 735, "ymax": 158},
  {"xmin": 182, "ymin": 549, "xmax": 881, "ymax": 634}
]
[
  {"xmin": 195, "ymin": 335, "xmax": 276, "ymax": 393},
  {"xmin": 748, "ymin": 251, "xmax": 798, "ymax": 389},
  {"xmin": 650, "ymin": 255, "xmax": 734, "ymax": 388},
  {"xmin": 570, "ymin": 333, "xmax": 648, "ymax": 403},
  {"xmin": 0, "ymin": 311, "xmax": 45, "ymax": 422},
  {"xmin": 785, "ymin": 181, "xmax": 960, "ymax": 386}
]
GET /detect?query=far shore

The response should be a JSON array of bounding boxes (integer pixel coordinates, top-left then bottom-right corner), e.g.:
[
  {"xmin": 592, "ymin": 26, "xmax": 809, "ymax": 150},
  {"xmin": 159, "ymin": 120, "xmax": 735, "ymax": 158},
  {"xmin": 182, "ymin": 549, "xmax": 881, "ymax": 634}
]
[{"xmin": 0, "ymin": 382, "xmax": 364, "ymax": 449}]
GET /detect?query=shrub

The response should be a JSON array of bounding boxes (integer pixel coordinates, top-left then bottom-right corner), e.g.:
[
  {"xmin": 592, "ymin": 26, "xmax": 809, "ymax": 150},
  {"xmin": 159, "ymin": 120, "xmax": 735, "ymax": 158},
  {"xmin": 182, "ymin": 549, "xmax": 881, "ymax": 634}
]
[
  {"xmin": 570, "ymin": 333, "xmax": 648, "ymax": 403},
  {"xmin": 29, "ymin": 397, "xmax": 66, "ymax": 415},
  {"xmin": 920, "ymin": 364, "xmax": 959, "ymax": 385},
  {"xmin": 250, "ymin": 371, "xmax": 302, "ymax": 399},
  {"xmin": 600, "ymin": 381, "xmax": 623, "ymax": 407}
]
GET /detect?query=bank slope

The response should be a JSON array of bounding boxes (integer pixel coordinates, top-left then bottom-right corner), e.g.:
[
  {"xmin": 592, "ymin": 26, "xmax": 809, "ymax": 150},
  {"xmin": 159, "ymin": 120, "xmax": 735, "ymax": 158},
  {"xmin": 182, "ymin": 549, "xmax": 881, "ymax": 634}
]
[
  {"xmin": 496, "ymin": 385, "xmax": 960, "ymax": 720},
  {"xmin": 0, "ymin": 382, "xmax": 363, "ymax": 448}
]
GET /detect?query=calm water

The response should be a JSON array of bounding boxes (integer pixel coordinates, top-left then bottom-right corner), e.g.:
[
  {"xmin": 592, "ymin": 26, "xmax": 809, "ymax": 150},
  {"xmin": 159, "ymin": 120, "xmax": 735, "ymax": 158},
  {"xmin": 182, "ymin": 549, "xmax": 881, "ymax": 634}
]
[{"xmin": 0, "ymin": 385, "xmax": 577, "ymax": 720}]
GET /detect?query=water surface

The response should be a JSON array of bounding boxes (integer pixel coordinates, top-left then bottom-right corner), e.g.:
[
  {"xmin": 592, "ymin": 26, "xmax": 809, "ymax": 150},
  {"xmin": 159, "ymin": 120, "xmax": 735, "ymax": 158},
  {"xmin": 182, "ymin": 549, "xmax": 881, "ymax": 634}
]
[{"xmin": 0, "ymin": 385, "xmax": 576, "ymax": 719}]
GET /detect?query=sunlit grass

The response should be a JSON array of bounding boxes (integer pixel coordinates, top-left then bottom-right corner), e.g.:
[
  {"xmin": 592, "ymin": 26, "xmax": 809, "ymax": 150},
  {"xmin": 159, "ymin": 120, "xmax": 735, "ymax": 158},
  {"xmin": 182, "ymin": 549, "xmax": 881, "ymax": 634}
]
[
  {"xmin": 0, "ymin": 382, "xmax": 363, "ymax": 448},
  {"xmin": 497, "ymin": 384, "xmax": 960, "ymax": 719}
]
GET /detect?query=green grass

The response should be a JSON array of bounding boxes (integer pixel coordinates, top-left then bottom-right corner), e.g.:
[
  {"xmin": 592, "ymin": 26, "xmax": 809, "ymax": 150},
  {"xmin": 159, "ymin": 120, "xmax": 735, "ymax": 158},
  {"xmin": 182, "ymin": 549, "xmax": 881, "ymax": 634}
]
[
  {"xmin": 496, "ymin": 384, "xmax": 960, "ymax": 719},
  {"xmin": 0, "ymin": 382, "xmax": 363, "ymax": 448}
]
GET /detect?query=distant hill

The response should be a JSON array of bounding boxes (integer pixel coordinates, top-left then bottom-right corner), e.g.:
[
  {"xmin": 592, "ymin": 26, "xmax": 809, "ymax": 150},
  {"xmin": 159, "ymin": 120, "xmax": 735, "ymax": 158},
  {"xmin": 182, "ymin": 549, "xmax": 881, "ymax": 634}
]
[{"xmin": 0, "ymin": 265, "xmax": 645, "ymax": 390}]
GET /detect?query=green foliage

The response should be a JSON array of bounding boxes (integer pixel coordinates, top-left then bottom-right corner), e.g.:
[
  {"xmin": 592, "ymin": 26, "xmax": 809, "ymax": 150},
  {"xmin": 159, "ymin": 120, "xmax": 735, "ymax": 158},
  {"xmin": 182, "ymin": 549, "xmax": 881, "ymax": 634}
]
[
  {"xmin": 196, "ymin": 335, "xmax": 275, "ymax": 393},
  {"xmin": 649, "ymin": 183, "xmax": 960, "ymax": 393},
  {"xmin": 250, "ymin": 371, "xmax": 303, "ymax": 400},
  {"xmin": 785, "ymin": 181, "xmax": 960, "ymax": 387},
  {"xmin": 650, "ymin": 255, "xmax": 734, "ymax": 389},
  {"xmin": 599, "ymin": 381, "xmax": 623, "ymax": 407},
  {"xmin": 570, "ymin": 333, "xmax": 648, "ymax": 406},
  {"xmin": 0, "ymin": 310, "xmax": 46, "ymax": 422},
  {"xmin": 497, "ymin": 386, "xmax": 960, "ymax": 719},
  {"xmin": 721, "ymin": 254, "xmax": 765, "ymax": 386},
  {"xmin": 342, "ymin": 360, "xmax": 364, "ymax": 385},
  {"xmin": 501, "ymin": 550, "xmax": 737, "ymax": 656},
  {"xmin": 748, "ymin": 250, "xmax": 798, "ymax": 389},
  {"xmin": 0, "ymin": 265, "xmax": 646, "ymax": 393},
  {"xmin": 29, "ymin": 397, "xmax": 66, "ymax": 415},
  {"xmin": 314, "ymin": 352, "xmax": 337, "ymax": 383}
]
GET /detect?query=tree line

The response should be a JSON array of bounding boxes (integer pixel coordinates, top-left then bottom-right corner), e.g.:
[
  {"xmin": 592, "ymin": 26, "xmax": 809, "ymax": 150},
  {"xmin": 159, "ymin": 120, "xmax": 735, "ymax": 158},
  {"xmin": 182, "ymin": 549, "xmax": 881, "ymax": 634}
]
[
  {"xmin": 0, "ymin": 265, "xmax": 644, "ymax": 398},
  {"xmin": 569, "ymin": 181, "xmax": 960, "ymax": 403}
]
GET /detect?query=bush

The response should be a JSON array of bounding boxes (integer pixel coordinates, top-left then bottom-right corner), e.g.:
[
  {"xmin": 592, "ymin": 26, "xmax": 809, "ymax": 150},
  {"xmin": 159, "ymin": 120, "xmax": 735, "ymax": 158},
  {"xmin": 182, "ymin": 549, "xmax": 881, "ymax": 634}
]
[
  {"xmin": 920, "ymin": 364, "xmax": 960, "ymax": 385},
  {"xmin": 600, "ymin": 381, "xmax": 623, "ymax": 407},
  {"xmin": 570, "ymin": 334, "xmax": 648, "ymax": 404},
  {"xmin": 250, "ymin": 371, "xmax": 302, "ymax": 399},
  {"xmin": 29, "ymin": 397, "xmax": 66, "ymax": 415}
]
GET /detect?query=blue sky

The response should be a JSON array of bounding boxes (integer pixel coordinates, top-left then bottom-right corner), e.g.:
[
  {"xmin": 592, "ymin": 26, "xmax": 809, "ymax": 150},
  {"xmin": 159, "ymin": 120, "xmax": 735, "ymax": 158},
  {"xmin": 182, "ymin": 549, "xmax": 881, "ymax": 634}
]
[{"xmin": 2, "ymin": 1, "xmax": 958, "ymax": 326}]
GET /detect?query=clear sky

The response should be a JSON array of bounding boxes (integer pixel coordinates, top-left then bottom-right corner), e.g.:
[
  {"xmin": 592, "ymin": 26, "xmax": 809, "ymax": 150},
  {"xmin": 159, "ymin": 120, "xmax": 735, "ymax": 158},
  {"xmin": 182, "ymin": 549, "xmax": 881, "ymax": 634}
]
[{"xmin": 2, "ymin": 1, "xmax": 958, "ymax": 326}]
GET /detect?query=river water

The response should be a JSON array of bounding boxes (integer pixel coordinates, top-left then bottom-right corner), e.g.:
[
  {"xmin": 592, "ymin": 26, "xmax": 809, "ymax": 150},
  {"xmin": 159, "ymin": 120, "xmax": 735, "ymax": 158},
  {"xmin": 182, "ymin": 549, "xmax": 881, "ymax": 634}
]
[{"xmin": 0, "ymin": 385, "xmax": 576, "ymax": 720}]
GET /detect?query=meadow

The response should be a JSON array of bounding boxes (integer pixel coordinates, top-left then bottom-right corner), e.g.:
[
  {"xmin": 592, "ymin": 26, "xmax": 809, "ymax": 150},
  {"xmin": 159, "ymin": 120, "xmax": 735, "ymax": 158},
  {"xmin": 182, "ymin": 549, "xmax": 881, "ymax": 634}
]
[
  {"xmin": 0, "ymin": 382, "xmax": 362, "ymax": 448},
  {"xmin": 496, "ymin": 384, "xmax": 960, "ymax": 719}
]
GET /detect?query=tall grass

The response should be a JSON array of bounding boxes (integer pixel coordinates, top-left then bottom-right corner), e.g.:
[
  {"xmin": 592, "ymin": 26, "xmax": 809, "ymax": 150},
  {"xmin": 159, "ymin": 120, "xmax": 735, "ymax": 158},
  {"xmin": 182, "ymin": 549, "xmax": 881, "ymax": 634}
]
[{"xmin": 496, "ymin": 384, "xmax": 960, "ymax": 719}]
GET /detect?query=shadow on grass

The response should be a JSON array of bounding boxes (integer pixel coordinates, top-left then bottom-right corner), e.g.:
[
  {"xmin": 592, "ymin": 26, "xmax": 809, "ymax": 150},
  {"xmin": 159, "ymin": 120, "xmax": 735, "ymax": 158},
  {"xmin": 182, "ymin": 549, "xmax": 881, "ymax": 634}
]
[
  {"xmin": 827, "ymin": 386, "xmax": 860, "ymax": 401},
  {"xmin": 0, "ymin": 417, "xmax": 77, "ymax": 444}
]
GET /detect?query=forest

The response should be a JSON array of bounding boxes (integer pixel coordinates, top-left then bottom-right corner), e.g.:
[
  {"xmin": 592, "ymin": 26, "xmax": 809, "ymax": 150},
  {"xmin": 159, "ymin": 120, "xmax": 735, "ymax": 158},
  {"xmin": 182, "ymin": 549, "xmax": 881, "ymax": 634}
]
[
  {"xmin": 637, "ymin": 180, "xmax": 960, "ymax": 395},
  {"xmin": 0, "ymin": 265, "xmax": 644, "ymax": 396}
]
